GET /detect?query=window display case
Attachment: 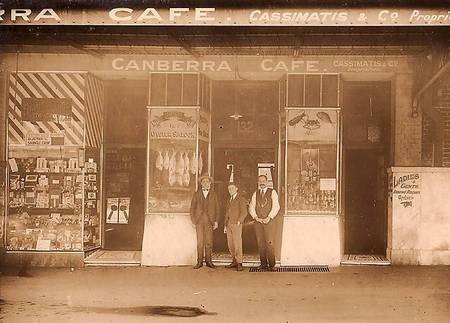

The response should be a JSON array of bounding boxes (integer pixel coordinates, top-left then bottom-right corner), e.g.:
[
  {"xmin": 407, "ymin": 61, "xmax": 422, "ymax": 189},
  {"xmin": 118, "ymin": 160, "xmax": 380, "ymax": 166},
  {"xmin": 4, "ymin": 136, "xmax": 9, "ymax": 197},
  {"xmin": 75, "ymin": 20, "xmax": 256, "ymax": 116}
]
[
  {"xmin": 83, "ymin": 148, "xmax": 101, "ymax": 249},
  {"xmin": 285, "ymin": 108, "xmax": 340, "ymax": 215},
  {"xmin": 6, "ymin": 147, "xmax": 84, "ymax": 250},
  {"xmin": 147, "ymin": 107, "xmax": 210, "ymax": 214}
]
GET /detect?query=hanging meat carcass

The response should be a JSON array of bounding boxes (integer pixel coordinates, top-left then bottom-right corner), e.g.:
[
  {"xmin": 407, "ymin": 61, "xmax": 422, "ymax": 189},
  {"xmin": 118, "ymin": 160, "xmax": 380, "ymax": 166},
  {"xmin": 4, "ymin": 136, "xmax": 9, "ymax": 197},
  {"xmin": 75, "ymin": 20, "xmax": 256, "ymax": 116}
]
[
  {"xmin": 163, "ymin": 150, "xmax": 170, "ymax": 170},
  {"xmin": 176, "ymin": 151, "xmax": 185, "ymax": 175},
  {"xmin": 198, "ymin": 151, "xmax": 203, "ymax": 175},
  {"xmin": 176, "ymin": 151, "xmax": 184, "ymax": 186},
  {"xmin": 184, "ymin": 152, "xmax": 190, "ymax": 172},
  {"xmin": 155, "ymin": 150, "xmax": 163, "ymax": 171},
  {"xmin": 168, "ymin": 150, "xmax": 177, "ymax": 186},
  {"xmin": 190, "ymin": 151, "xmax": 197, "ymax": 175},
  {"xmin": 183, "ymin": 168, "xmax": 190, "ymax": 186}
]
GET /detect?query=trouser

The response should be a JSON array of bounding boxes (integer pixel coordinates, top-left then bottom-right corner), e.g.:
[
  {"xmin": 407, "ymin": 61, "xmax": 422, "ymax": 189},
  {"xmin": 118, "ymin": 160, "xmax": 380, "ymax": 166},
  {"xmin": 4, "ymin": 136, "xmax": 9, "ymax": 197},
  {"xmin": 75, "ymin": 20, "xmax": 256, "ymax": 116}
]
[
  {"xmin": 226, "ymin": 223, "xmax": 243, "ymax": 264},
  {"xmin": 254, "ymin": 221, "xmax": 276, "ymax": 268},
  {"xmin": 195, "ymin": 217, "xmax": 213, "ymax": 263}
]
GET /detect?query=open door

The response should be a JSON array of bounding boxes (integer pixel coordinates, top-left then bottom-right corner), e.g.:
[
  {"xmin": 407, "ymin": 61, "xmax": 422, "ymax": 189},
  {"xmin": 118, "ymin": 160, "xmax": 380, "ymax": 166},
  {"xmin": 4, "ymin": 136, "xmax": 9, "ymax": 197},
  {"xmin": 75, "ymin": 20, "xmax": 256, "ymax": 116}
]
[{"xmin": 343, "ymin": 82, "xmax": 390, "ymax": 256}]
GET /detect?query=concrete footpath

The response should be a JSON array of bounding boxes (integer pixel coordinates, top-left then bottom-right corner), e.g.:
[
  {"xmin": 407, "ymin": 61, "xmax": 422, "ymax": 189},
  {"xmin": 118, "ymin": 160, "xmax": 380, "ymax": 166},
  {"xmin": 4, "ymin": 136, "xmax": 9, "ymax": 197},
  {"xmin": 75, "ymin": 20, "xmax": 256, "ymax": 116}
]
[{"xmin": 0, "ymin": 265, "xmax": 449, "ymax": 323}]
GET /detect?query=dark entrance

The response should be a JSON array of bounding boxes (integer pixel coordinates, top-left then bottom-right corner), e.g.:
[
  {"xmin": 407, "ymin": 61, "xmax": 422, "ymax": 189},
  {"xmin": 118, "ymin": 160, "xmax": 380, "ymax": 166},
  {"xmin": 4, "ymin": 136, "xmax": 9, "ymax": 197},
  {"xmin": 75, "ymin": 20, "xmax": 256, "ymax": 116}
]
[
  {"xmin": 103, "ymin": 80, "xmax": 147, "ymax": 251},
  {"xmin": 343, "ymin": 82, "xmax": 390, "ymax": 255},
  {"xmin": 103, "ymin": 147, "xmax": 146, "ymax": 250},
  {"xmin": 213, "ymin": 148, "xmax": 277, "ymax": 254},
  {"xmin": 211, "ymin": 80, "xmax": 279, "ymax": 257}
]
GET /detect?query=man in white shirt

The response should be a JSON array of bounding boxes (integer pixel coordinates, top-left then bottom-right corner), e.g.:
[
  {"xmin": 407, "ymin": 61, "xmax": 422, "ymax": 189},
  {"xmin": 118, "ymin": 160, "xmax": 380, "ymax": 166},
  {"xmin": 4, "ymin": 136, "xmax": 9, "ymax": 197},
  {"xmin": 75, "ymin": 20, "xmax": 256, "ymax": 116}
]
[{"xmin": 249, "ymin": 175, "xmax": 280, "ymax": 271}]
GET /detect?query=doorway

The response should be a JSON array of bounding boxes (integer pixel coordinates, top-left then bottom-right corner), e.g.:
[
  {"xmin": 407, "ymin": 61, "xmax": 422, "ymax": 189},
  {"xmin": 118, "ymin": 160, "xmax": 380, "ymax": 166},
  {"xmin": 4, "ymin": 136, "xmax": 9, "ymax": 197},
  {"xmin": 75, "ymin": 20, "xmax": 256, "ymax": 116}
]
[
  {"xmin": 343, "ymin": 82, "xmax": 390, "ymax": 256},
  {"xmin": 211, "ymin": 80, "xmax": 280, "ymax": 259},
  {"xmin": 102, "ymin": 80, "xmax": 147, "ymax": 251},
  {"xmin": 213, "ymin": 148, "xmax": 276, "ymax": 255}
]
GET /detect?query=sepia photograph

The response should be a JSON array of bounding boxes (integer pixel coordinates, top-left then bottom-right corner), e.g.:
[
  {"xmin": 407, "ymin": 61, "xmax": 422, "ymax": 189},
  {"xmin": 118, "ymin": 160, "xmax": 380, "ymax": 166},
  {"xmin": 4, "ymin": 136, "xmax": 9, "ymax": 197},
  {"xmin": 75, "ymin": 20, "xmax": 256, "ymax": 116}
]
[{"xmin": 0, "ymin": 0, "xmax": 449, "ymax": 322}]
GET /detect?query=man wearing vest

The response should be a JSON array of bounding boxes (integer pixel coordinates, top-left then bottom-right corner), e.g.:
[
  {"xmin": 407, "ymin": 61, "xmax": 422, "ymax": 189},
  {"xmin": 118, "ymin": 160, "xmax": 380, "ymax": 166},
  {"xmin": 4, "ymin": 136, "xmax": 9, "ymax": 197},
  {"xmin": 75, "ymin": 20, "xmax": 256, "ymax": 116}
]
[
  {"xmin": 190, "ymin": 174, "xmax": 220, "ymax": 269},
  {"xmin": 223, "ymin": 181, "xmax": 248, "ymax": 271},
  {"xmin": 249, "ymin": 175, "xmax": 280, "ymax": 271}
]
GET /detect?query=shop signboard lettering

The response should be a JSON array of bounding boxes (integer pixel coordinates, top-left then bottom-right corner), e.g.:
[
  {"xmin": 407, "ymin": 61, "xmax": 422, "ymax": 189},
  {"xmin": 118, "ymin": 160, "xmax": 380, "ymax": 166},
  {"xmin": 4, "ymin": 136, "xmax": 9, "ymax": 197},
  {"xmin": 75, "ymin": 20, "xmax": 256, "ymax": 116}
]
[
  {"xmin": 392, "ymin": 173, "xmax": 421, "ymax": 208},
  {"xmin": 150, "ymin": 109, "xmax": 197, "ymax": 140},
  {"xmin": 22, "ymin": 98, "xmax": 72, "ymax": 122},
  {"xmin": 110, "ymin": 56, "xmax": 406, "ymax": 73},
  {"xmin": 25, "ymin": 133, "xmax": 65, "ymax": 146},
  {"xmin": 1, "ymin": 8, "xmax": 450, "ymax": 26}
]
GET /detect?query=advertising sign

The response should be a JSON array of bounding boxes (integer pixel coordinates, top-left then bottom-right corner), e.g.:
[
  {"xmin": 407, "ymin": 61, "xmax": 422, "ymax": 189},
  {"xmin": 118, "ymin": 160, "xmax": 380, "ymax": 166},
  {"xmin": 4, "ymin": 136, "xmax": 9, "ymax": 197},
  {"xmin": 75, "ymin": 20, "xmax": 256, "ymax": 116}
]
[
  {"xmin": 287, "ymin": 109, "xmax": 338, "ymax": 142},
  {"xmin": 106, "ymin": 197, "xmax": 130, "ymax": 224},
  {"xmin": 150, "ymin": 109, "xmax": 197, "ymax": 140},
  {"xmin": 392, "ymin": 173, "xmax": 421, "ymax": 209},
  {"xmin": 25, "ymin": 133, "xmax": 65, "ymax": 146},
  {"xmin": 0, "ymin": 7, "xmax": 449, "ymax": 26},
  {"xmin": 22, "ymin": 98, "xmax": 72, "ymax": 122}
]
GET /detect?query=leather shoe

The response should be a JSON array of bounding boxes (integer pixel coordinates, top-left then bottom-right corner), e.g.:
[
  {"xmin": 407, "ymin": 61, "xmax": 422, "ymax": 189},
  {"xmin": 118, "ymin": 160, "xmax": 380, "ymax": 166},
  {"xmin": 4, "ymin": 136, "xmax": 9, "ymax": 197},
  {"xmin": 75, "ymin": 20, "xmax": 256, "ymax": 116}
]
[
  {"xmin": 268, "ymin": 266, "xmax": 276, "ymax": 272},
  {"xmin": 236, "ymin": 263, "xmax": 244, "ymax": 271},
  {"xmin": 205, "ymin": 261, "xmax": 216, "ymax": 269},
  {"xmin": 193, "ymin": 262, "xmax": 203, "ymax": 269},
  {"xmin": 256, "ymin": 265, "xmax": 268, "ymax": 270},
  {"xmin": 225, "ymin": 262, "xmax": 237, "ymax": 269}
]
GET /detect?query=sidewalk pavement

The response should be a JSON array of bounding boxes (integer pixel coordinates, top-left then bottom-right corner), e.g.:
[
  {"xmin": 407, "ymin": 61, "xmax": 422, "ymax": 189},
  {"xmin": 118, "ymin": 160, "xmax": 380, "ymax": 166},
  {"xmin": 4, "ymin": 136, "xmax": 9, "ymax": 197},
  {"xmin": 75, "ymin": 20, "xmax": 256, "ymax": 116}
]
[{"xmin": 0, "ymin": 265, "xmax": 449, "ymax": 323}]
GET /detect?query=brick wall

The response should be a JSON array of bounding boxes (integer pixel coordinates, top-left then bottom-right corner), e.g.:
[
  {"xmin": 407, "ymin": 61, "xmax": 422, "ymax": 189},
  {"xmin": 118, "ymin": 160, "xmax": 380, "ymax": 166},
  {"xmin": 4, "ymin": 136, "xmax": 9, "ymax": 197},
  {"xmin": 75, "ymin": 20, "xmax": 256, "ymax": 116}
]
[
  {"xmin": 394, "ymin": 73, "xmax": 422, "ymax": 166},
  {"xmin": 436, "ymin": 75, "xmax": 450, "ymax": 166}
]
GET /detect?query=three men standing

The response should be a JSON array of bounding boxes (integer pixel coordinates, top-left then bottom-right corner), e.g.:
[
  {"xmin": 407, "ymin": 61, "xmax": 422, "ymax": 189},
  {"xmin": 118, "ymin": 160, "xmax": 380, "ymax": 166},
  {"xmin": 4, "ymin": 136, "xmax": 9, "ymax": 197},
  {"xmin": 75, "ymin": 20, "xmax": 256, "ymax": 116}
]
[
  {"xmin": 189, "ymin": 174, "xmax": 220, "ymax": 269},
  {"xmin": 249, "ymin": 175, "xmax": 280, "ymax": 271},
  {"xmin": 190, "ymin": 173, "xmax": 280, "ymax": 271},
  {"xmin": 223, "ymin": 182, "xmax": 247, "ymax": 271}
]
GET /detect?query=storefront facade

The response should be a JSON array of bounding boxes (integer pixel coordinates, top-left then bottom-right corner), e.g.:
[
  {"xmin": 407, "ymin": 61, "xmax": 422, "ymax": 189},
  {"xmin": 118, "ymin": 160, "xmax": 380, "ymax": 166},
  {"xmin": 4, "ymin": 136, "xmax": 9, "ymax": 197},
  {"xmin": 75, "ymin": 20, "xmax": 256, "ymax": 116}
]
[{"xmin": 1, "ymin": 4, "xmax": 449, "ymax": 267}]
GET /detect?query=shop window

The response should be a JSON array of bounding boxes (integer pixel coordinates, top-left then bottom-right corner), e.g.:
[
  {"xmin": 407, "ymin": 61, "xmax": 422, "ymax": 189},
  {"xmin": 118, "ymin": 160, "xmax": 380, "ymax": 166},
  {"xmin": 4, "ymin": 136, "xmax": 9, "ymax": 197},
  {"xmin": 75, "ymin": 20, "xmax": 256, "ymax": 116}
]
[
  {"xmin": 286, "ymin": 74, "xmax": 339, "ymax": 108},
  {"xmin": 285, "ymin": 108, "xmax": 340, "ymax": 215},
  {"xmin": 149, "ymin": 73, "xmax": 200, "ymax": 106},
  {"xmin": 5, "ymin": 72, "xmax": 103, "ymax": 251},
  {"xmin": 166, "ymin": 74, "xmax": 182, "ymax": 105},
  {"xmin": 287, "ymin": 74, "xmax": 304, "ymax": 106},
  {"xmin": 147, "ymin": 108, "xmax": 210, "ymax": 214},
  {"xmin": 305, "ymin": 75, "xmax": 321, "ymax": 106}
]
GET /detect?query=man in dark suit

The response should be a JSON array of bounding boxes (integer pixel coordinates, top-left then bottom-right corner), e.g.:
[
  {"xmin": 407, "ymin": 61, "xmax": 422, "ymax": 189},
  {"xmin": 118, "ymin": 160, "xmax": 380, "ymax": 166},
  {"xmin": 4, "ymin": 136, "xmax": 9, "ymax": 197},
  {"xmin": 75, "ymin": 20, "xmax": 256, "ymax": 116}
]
[
  {"xmin": 223, "ymin": 182, "xmax": 248, "ymax": 271},
  {"xmin": 189, "ymin": 174, "xmax": 220, "ymax": 269},
  {"xmin": 249, "ymin": 175, "xmax": 280, "ymax": 271}
]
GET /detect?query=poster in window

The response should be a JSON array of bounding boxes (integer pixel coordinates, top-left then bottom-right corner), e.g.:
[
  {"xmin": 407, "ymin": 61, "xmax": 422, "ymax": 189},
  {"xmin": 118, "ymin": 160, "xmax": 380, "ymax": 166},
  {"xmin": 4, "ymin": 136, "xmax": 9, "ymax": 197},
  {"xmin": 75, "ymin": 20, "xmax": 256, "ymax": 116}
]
[
  {"xmin": 288, "ymin": 109, "xmax": 337, "ymax": 142},
  {"xmin": 106, "ymin": 197, "xmax": 130, "ymax": 224},
  {"xmin": 301, "ymin": 149, "xmax": 319, "ymax": 182}
]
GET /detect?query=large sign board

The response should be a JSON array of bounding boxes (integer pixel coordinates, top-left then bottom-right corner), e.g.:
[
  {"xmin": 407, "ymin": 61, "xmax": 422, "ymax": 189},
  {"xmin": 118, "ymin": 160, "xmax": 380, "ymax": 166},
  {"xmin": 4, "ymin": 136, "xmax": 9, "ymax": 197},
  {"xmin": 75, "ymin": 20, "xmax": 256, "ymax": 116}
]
[
  {"xmin": 22, "ymin": 98, "xmax": 72, "ymax": 122},
  {"xmin": 0, "ymin": 7, "xmax": 449, "ymax": 26}
]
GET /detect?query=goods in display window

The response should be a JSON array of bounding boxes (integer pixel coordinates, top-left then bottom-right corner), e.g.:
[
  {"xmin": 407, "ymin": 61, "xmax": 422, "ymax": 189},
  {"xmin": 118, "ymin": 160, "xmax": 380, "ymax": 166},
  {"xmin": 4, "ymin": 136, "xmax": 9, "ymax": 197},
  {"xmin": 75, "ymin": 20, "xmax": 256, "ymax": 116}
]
[
  {"xmin": 286, "ymin": 109, "xmax": 340, "ymax": 214},
  {"xmin": 6, "ymin": 154, "xmax": 84, "ymax": 251},
  {"xmin": 148, "ymin": 142, "xmax": 199, "ymax": 213},
  {"xmin": 83, "ymin": 152, "xmax": 101, "ymax": 249}
]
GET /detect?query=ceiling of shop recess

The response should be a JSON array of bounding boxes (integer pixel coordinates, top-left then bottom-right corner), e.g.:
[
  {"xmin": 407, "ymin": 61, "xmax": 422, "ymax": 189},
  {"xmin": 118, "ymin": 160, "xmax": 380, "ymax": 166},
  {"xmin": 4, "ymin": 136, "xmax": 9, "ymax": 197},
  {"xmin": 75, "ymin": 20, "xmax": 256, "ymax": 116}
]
[{"xmin": 0, "ymin": 25, "xmax": 447, "ymax": 57}]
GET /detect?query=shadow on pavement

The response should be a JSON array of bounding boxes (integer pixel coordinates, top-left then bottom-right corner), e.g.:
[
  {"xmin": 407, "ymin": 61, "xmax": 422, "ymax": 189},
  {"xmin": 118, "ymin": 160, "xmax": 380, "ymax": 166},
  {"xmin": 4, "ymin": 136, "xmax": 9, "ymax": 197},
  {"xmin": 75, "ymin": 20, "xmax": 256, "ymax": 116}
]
[{"xmin": 72, "ymin": 305, "xmax": 217, "ymax": 317}]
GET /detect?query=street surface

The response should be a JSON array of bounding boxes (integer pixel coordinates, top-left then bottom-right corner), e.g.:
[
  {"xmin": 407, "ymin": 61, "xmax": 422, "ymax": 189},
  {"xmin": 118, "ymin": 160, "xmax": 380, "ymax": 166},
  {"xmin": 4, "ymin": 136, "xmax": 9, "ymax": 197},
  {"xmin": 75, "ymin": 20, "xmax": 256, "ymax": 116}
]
[{"xmin": 0, "ymin": 265, "xmax": 449, "ymax": 322}]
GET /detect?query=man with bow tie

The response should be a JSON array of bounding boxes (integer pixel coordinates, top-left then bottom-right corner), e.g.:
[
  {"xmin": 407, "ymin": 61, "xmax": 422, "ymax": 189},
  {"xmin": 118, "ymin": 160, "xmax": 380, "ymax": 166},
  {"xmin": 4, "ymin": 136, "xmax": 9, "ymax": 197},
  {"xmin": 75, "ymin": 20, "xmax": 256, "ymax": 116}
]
[
  {"xmin": 223, "ymin": 181, "xmax": 248, "ymax": 271},
  {"xmin": 189, "ymin": 174, "xmax": 220, "ymax": 269},
  {"xmin": 249, "ymin": 175, "xmax": 280, "ymax": 271}
]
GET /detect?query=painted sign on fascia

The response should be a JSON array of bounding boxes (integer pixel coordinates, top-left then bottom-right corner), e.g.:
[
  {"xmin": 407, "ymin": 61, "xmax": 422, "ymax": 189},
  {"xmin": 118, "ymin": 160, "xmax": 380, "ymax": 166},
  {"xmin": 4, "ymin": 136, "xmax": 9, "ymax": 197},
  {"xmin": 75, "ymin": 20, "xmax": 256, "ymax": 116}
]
[
  {"xmin": 111, "ymin": 56, "xmax": 406, "ymax": 73},
  {"xmin": 0, "ymin": 7, "xmax": 450, "ymax": 26}
]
